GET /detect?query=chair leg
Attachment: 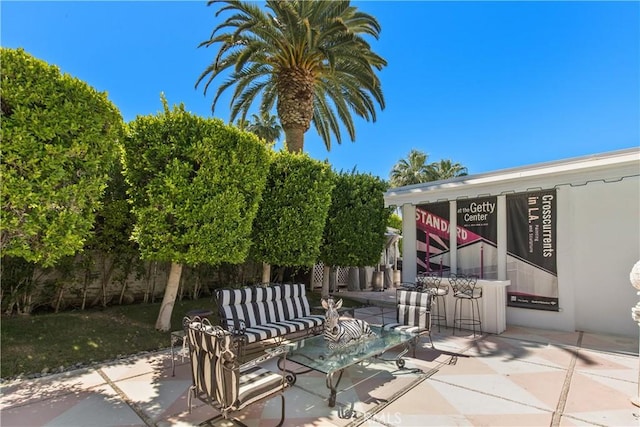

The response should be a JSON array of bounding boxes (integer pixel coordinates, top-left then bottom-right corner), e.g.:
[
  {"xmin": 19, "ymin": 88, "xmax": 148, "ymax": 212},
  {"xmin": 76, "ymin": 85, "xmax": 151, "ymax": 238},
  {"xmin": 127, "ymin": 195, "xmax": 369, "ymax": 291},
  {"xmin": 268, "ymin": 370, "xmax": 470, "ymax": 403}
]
[
  {"xmin": 454, "ymin": 298, "xmax": 483, "ymax": 337},
  {"xmin": 276, "ymin": 393, "xmax": 285, "ymax": 427},
  {"xmin": 434, "ymin": 296, "xmax": 441, "ymax": 333},
  {"xmin": 188, "ymin": 386, "xmax": 194, "ymax": 413},
  {"xmin": 452, "ymin": 298, "xmax": 460, "ymax": 335},
  {"xmin": 473, "ymin": 298, "xmax": 483, "ymax": 336},
  {"xmin": 435, "ymin": 295, "xmax": 447, "ymax": 333},
  {"xmin": 441, "ymin": 297, "xmax": 447, "ymax": 332}
]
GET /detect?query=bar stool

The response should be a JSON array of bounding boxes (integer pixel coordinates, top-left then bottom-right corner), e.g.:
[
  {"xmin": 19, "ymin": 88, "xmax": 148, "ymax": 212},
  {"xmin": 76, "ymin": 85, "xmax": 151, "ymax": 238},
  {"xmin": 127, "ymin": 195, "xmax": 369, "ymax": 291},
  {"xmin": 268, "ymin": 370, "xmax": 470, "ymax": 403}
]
[
  {"xmin": 417, "ymin": 272, "xmax": 448, "ymax": 332},
  {"xmin": 398, "ymin": 281, "xmax": 418, "ymax": 290},
  {"xmin": 449, "ymin": 273, "xmax": 482, "ymax": 336}
]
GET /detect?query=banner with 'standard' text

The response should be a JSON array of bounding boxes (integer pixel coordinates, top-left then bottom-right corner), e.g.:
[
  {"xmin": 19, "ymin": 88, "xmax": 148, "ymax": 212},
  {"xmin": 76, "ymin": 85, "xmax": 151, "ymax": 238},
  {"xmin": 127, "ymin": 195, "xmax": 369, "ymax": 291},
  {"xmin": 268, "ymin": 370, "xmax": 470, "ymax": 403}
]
[{"xmin": 415, "ymin": 202, "xmax": 450, "ymax": 275}]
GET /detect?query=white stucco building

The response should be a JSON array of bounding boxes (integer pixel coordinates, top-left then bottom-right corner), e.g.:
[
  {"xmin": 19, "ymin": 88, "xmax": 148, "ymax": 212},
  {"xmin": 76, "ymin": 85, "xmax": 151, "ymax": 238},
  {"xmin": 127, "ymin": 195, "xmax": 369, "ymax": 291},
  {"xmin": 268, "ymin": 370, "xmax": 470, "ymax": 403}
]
[{"xmin": 384, "ymin": 148, "xmax": 640, "ymax": 338}]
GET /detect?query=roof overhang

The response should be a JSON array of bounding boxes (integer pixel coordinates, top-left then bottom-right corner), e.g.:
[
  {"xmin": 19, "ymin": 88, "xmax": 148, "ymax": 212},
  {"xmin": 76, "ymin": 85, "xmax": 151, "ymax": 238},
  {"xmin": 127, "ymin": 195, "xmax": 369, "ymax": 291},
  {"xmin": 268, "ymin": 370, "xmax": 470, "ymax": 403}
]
[{"xmin": 384, "ymin": 148, "xmax": 640, "ymax": 207}]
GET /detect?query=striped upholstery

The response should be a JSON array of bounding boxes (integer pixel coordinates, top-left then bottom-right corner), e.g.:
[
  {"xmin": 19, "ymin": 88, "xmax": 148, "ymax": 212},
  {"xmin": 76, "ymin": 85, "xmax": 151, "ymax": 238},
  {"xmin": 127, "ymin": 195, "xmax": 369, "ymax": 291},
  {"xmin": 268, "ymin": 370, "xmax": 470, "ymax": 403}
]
[
  {"xmin": 383, "ymin": 289, "xmax": 433, "ymax": 337},
  {"xmin": 185, "ymin": 318, "xmax": 287, "ymax": 420},
  {"xmin": 186, "ymin": 320, "xmax": 238, "ymax": 412},
  {"xmin": 216, "ymin": 283, "xmax": 324, "ymax": 344}
]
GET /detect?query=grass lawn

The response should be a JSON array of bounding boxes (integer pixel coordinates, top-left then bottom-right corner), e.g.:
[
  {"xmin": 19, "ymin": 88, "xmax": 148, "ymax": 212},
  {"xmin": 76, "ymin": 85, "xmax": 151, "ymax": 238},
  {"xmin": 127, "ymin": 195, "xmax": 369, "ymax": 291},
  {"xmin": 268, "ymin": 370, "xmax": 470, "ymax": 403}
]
[{"xmin": 0, "ymin": 289, "xmax": 357, "ymax": 380}]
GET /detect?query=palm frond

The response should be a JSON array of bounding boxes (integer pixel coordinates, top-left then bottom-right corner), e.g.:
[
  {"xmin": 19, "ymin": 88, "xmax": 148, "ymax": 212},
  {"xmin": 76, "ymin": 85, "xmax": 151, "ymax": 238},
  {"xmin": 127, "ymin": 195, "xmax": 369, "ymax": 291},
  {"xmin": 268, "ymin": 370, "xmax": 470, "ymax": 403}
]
[{"xmin": 198, "ymin": 0, "xmax": 386, "ymax": 152}]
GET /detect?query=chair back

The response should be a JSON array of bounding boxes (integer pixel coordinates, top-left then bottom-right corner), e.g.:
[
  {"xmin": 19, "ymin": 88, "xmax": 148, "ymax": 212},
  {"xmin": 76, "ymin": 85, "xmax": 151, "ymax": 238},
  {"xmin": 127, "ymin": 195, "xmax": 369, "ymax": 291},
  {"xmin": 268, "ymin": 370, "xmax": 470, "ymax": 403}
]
[
  {"xmin": 185, "ymin": 317, "xmax": 239, "ymax": 412},
  {"xmin": 417, "ymin": 272, "xmax": 442, "ymax": 291},
  {"xmin": 449, "ymin": 274, "xmax": 480, "ymax": 298},
  {"xmin": 396, "ymin": 289, "xmax": 433, "ymax": 330}
]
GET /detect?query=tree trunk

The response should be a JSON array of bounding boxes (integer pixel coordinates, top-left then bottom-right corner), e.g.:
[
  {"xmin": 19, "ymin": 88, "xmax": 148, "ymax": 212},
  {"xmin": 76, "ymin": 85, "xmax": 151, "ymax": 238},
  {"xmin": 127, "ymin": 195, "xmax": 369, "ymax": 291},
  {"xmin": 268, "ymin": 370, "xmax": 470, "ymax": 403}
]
[
  {"xmin": 262, "ymin": 262, "xmax": 271, "ymax": 284},
  {"xmin": 283, "ymin": 126, "xmax": 305, "ymax": 152},
  {"xmin": 155, "ymin": 262, "xmax": 183, "ymax": 332},
  {"xmin": 321, "ymin": 264, "xmax": 331, "ymax": 298},
  {"xmin": 274, "ymin": 266, "xmax": 286, "ymax": 283},
  {"xmin": 93, "ymin": 255, "xmax": 115, "ymax": 307},
  {"xmin": 54, "ymin": 285, "xmax": 64, "ymax": 313}
]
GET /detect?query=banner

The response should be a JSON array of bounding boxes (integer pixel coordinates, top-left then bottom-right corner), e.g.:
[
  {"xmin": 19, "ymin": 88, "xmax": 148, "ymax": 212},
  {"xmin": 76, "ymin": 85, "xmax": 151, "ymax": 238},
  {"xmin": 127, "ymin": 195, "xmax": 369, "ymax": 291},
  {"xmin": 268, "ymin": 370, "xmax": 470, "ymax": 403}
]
[
  {"xmin": 506, "ymin": 189, "xmax": 558, "ymax": 310},
  {"xmin": 456, "ymin": 197, "xmax": 498, "ymax": 279},
  {"xmin": 415, "ymin": 202, "xmax": 450, "ymax": 275}
]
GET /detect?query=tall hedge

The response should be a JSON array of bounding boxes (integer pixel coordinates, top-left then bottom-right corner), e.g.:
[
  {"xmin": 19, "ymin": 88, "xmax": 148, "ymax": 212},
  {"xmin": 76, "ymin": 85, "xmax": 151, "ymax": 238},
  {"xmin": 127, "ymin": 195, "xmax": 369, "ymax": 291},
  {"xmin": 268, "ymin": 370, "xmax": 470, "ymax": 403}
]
[
  {"xmin": 0, "ymin": 48, "xmax": 123, "ymax": 266},
  {"xmin": 122, "ymin": 99, "xmax": 270, "ymax": 266},
  {"xmin": 251, "ymin": 151, "xmax": 334, "ymax": 267},
  {"xmin": 123, "ymin": 99, "xmax": 271, "ymax": 330},
  {"xmin": 320, "ymin": 172, "xmax": 390, "ymax": 267}
]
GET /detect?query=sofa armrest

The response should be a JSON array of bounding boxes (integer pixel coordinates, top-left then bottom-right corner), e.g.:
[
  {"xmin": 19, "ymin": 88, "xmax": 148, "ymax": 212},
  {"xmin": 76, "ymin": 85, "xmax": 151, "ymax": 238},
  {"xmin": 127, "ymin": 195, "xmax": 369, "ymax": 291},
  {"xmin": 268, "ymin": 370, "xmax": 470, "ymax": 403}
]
[
  {"xmin": 240, "ymin": 345, "xmax": 288, "ymax": 371},
  {"xmin": 220, "ymin": 317, "xmax": 246, "ymax": 336}
]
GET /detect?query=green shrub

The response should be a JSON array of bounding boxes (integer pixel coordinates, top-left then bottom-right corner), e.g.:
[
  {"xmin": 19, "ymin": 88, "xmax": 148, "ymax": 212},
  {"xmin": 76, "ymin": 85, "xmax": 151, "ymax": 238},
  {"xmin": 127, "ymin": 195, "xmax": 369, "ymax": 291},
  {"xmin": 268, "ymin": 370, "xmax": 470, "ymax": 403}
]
[
  {"xmin": 320, "ymin": 172, "xmax": 390, "ymax": 267},
  {"xmin": 251, "ymin": 151, "xmax": 334, "ymax": 267},
  {"xmin": 1, "ymin": 48, "xmax": 124, "ymax": 267}
]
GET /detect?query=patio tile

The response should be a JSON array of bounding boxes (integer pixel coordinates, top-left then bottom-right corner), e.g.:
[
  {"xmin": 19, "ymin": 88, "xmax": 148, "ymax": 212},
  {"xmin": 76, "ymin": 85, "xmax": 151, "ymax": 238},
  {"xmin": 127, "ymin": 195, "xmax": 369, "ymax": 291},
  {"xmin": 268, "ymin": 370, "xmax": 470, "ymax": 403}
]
[
  {"xmin": 580, "ymin": 332, "xmax": 639, "ymax": 355},
  {"xmin": 465, "ymin": 413, "xmax": 554, "ymax": 426},
  {"xmin": 0, "ymin": 383, "xmax": 144, "ymax": 427},
  {"xmin": 111, "ymin": 370, "xmax": 192, "ymax": 423},
  {"xmin": 564, "ymin": 370, "xmax": 637, "ymax": 414},
  {"xmin": 498, "ymin": 326, "xmax": 581, "ymax": 347},
  {"xmin": 0, "ymin": 369, "xmax": 106, "ymax": 410},
  {"xmin": 99, "ymin": 352, "xmax": 171, "ymax": 382},
  {"xmin": 574, "ymin": 348, "xmax": 638, "ymax": 381},
  {"xmin": 2, "ymin": 293, "xmax": 637, "ymax": 427},
  {"xmin": 558, "ymin": 410, "xmax": 640, "ymax": 427}
]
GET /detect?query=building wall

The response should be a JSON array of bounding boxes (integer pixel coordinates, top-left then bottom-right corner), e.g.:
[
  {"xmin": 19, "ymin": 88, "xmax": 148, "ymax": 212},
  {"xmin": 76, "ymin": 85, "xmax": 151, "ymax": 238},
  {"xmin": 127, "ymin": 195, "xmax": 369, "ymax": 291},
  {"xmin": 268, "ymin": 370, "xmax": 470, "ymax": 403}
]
[
  {"xmin": 394, "ymin": 150, "xmax": 640, "ymax": 338},
  {"xmin": 567, "ymin": 177, "xmax": 639, "ymax": 337},
  {"xmin": 521, "ymin": 176, "xmax": 640, "ymax": 338}
]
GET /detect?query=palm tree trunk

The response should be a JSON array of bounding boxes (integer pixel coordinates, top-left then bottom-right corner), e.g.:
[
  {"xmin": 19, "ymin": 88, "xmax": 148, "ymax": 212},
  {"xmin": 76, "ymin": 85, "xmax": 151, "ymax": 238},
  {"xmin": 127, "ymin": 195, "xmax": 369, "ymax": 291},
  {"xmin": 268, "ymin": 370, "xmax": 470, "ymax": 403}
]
[
  {"xmin": 155, "ymin": 262, "xmax": 183, "ymax": 332},
  {"xmin": 284, "ymin": 127, "xmax": 305, "ymax": 152}
]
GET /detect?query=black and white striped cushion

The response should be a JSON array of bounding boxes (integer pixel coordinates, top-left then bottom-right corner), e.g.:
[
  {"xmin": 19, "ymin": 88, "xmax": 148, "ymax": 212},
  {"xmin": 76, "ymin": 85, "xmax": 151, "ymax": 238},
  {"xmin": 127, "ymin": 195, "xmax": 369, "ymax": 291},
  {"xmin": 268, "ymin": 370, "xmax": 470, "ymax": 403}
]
[
  {"xmin": 242, "ymin": 316, "xmax": 324, "ymax": 343},
  {"xmin": 186, "ymin": 320, "xmax": 285, "ymax": 414},
  {"xmin": 187, "ymin": 324, "xmax": 239, "ymax": 411},
  {"xmin": 217, "ymin": 284, "xmax": 322, "ymax": 342},
  {"xmin": 236, "ymin": 365, "xmax": 285, "ymax": 410},
  {"xmin": 383, "ymin": 290, "xmax": 432, "ymax": 333}
]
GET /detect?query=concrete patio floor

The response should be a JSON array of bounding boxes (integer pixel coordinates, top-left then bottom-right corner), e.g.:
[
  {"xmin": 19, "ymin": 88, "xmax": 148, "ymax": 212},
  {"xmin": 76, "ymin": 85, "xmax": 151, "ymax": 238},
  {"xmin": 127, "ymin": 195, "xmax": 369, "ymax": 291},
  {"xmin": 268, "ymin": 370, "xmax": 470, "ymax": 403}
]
[{"xmin": 1, "ymin": 290, "xmax": 638, "ymax": 427}]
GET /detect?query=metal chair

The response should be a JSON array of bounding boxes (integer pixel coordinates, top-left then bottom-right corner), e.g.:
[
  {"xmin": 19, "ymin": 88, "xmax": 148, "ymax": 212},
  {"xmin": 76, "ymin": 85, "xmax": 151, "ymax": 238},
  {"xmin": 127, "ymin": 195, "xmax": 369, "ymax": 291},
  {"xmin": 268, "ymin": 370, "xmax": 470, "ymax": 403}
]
[
  {"xmin": 184, "ymin": 316, "xmax": 289, "ymax": 427},
  {"xmin": 382, "ymin": 289, "xmax": 435, "ymax": 356},
  {"xmin": 398, "ymin": 281, "xmax": 418, "ymax": 290},
  {"xmin": 448, "ymin": 274, "xmax": 482, "ymax": 337},
  {"xmin": 417, "ymin": 272, "xmax": 449, "ymax": 332}
]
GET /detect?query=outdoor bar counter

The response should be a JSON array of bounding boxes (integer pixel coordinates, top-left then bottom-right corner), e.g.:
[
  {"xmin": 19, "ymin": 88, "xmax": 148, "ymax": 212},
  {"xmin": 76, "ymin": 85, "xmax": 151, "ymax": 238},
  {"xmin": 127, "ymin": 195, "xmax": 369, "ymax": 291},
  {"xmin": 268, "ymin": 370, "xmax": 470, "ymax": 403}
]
[{"xmin": 440, "ymin": 279, "xmax": 511, "ymax": 334}]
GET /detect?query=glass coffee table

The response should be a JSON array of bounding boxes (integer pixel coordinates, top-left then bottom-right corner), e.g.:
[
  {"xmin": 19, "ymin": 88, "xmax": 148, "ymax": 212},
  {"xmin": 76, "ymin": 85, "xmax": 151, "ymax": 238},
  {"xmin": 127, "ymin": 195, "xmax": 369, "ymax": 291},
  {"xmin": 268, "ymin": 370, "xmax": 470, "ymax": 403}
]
[{"xmin": 280, "ymin": 325, "xmax": 418, "ymax": 407}]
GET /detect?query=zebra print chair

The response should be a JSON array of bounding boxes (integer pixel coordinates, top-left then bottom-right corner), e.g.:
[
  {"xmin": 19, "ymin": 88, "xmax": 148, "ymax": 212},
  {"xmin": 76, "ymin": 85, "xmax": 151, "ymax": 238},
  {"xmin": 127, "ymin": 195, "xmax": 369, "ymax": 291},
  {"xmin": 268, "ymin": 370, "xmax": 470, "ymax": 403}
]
[
  {"xmin": 382, "ymin": 289, "xmax": 435, "ymax": 356},
  {"xmin": 184, "ymin": 316, "xmax": 289, "ymax": 427}
]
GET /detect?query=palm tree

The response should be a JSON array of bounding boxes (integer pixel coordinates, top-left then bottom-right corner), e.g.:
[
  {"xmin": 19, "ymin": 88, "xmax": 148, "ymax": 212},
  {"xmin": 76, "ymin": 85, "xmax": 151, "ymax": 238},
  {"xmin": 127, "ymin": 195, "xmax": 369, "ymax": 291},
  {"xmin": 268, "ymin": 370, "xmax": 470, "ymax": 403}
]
[
  {"xmin": 428, "ymin": 159, "xmax": 468, "ymax": 180},
  {"xmin": 196, "ymin": 0, "xmax": 386, "ymax": 153},
  {"xmin": 389, "ymin": 149, "xmax": 433, "ymax": 187},
  {"xmin": 245, "ymin": 112, "xmax": 282, "ymax": 145}
]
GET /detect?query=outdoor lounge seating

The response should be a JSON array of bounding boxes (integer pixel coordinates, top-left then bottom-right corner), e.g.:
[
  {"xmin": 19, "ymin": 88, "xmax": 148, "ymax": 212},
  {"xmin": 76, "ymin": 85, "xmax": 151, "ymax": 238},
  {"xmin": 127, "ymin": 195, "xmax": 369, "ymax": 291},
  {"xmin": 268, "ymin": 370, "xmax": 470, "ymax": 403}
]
[
  {"xmin": 184, "ymin": 316, "xmax": 289, "ymax": 426},
  {"xmin": 215, "ymin": 283, "xmax": 324, "ymax": 353},
  {"xmin": 382, "ymin": 289, "xmax": 434, "ymax": 356}
]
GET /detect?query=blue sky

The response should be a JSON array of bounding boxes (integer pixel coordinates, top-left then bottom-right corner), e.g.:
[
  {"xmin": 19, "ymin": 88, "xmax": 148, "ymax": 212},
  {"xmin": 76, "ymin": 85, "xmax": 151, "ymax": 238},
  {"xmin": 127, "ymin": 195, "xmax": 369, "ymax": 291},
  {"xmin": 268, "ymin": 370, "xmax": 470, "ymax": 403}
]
[{"xmin": 2, "ymin": 1, "xmax": 639, "ymax": 180}]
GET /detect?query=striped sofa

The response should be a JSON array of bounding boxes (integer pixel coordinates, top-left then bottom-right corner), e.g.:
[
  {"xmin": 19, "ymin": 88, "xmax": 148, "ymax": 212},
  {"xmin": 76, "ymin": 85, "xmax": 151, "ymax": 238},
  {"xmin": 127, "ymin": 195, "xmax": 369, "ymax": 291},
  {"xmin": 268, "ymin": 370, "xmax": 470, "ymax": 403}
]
[{"xmin": 215, "ymin": 283, "xmax": 324, "ymax": 349}]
